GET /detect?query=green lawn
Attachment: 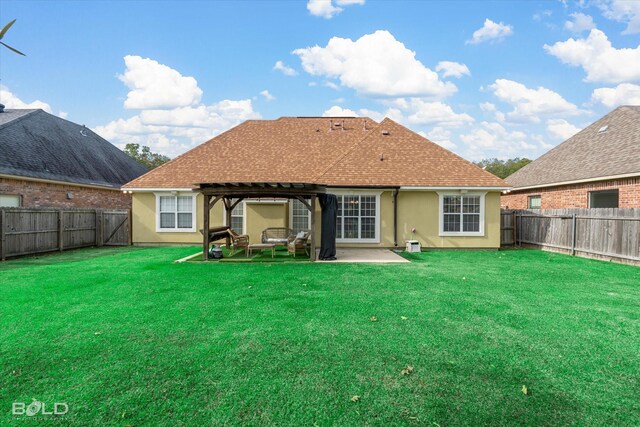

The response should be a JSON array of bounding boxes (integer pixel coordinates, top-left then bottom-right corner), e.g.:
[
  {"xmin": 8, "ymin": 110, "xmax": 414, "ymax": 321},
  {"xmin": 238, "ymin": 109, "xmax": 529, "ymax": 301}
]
[{"xmin": 1, "ymin": 247, "xmax": 639, "ymax": 425}]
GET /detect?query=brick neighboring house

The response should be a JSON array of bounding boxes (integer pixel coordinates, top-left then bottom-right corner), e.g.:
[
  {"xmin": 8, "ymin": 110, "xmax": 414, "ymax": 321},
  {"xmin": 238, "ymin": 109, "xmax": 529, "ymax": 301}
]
[
  {"xmin": 0, "ymin": 108, "xmax": 148, "ymax": 209},
  {"xmin": 502, "ymin": 105, "xmax": 640, "ymax": 209}
]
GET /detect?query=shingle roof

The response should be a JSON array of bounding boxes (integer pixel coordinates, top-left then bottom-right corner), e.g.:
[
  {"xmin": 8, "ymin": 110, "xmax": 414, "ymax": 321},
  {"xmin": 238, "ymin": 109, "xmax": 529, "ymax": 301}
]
[
  {"xmin": 124, "ymin": 116, "xmax": 506, "ymax": 189},
  {"xmin": 0, "ymin": 109, "xmax": 148, "ymax": 188},
  {"xmin": 507, "ymin": 106, "xmax": 640, "ymax": 189}
]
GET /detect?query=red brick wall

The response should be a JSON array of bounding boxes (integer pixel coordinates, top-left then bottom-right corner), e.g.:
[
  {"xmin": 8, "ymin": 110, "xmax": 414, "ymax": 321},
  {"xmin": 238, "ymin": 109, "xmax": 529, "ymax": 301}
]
[
  {"xmin": 0, "ymin": 177, "xmax": 131, "ymax": 209},
  {"xmin": 501, "ymin": 177, "xmax": 640, "ymax": 209}
]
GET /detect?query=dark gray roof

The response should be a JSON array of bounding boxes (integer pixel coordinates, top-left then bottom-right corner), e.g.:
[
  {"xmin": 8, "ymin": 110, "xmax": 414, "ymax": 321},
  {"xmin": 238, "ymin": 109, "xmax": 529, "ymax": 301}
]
[
  {"xmin": 507, "ymin": 106, "xmax": 640, "ymax": 189},
  {"xmin": 0, "ymin": 109, "xmax": 147, "ymax": 188}
]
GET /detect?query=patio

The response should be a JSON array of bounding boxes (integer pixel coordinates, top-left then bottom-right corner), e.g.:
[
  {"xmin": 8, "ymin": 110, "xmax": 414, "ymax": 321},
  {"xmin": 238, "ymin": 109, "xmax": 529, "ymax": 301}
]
[{"xmin": 316, "ymin": 248, "xmax": 409, "ymax": 263}]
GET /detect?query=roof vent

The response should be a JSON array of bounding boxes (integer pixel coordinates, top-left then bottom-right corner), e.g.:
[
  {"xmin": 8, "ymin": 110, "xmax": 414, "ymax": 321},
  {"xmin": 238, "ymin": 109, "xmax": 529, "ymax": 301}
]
[
  {"xmin": 598, "ymin": 125, "xmax": 609, "ymax": 134},
  {"xmin": 0, "ymin": 103, "xmax": 4, "ymax": 113},
  {"xmin": 382, "ymin": 130, "xmax": 390, "ymax": 136}
]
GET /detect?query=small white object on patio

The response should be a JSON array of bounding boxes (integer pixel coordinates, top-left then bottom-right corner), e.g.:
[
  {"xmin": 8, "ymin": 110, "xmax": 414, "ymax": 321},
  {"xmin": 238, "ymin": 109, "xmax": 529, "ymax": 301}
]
[{"xmin": 317, "ymin": 248, "xmax": 410, "ymax": 263}]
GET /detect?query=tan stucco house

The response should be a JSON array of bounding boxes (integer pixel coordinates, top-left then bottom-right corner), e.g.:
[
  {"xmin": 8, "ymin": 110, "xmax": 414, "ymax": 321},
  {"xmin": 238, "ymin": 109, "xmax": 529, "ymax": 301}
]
[{"xmin": 122, "ymin": 117, "xmax": 508, "ymax": 251}]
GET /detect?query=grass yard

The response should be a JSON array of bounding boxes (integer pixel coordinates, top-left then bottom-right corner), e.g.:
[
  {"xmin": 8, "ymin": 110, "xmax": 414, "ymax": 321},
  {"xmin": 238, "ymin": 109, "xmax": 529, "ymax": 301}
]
[{"xmin": 1, "ymin": 247, "xmax": 639, "ymax": 425}]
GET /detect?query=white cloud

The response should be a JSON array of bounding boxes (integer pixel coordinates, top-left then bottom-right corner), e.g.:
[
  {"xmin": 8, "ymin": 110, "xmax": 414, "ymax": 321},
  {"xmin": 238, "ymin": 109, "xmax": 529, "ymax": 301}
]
[
  {"xmin": 533, "ymin": 10, "xmax": 552, "ymax": 22},
  {"xmin": 94, "ymin": 57, "xmax": 261, "ymax": 157},
  {"xmin": 293, "ymin": 30, "xmax": 457, "ymax": 98},
  {"xmin": 0, "ymin": 86, "xmax": 52, "ymax": 112},
  {"xmin": 401, "ymin": 99, "xmax": 474, "ymax": 126},
  {"xmin": 546, "ymin": 118, "xmax": 581, "ymax": 140},
  {"xmin": 564, "ymin": 12, "xmax": 596, "ymax": 33},
  {"xmin": 480, "ymin": 102, "xmax": 496, "ymax": 112},
  {"xmin": 435, "ymin": 61, "xmax": 471, "ymax": 78},
  {"xmin": 544, "ymin": 29, "xmax": 640, "ymax": 83},
  {"xmin": 273, "ymin": 60, "xmax": 298, "ymax": 76},
  {"xmin": 419, "ymin": 127, "xmax": 456, "ymax": 150},
  {"xmin": 118, "ymin": 55, "xmax": 202, "ymax": 109},
  {"xmin": 307, "ymin": 0, "xmax": 342, "ymax": 19},
  {"xmin": 260, "ymin": 90, "xmax": 275, "ymax": 101},
  {"xmin": 322, "ymin": 105, "xmax": 359, "ymax": 116},
  {"xmin": 59, "ymin": 111, "xmax": 68, "ymax": 119},
  {"xmin": 489, "ymin": 79, "xmax": 580, "ymax": 123},
  {"xmin": 460, "ymin": 121, "xmax": 537, "ymax": 159},
  {"xmin": 306, "ymin": 0, "xmax": 364, "ymax": 19},
  {"xmin": 591, "ymin": 83, "xmax": 640, "ymax": 107},
  {"xmin": 323, "ymin": 81, "xmax": 340, "ymax": 90},
  {"xmin": 466, "ymin": 19, "xmax": 514, "ymax": 45},
  {"xmin": 598, "ymin": 0, "xmax": 640, "ymax": 34}
]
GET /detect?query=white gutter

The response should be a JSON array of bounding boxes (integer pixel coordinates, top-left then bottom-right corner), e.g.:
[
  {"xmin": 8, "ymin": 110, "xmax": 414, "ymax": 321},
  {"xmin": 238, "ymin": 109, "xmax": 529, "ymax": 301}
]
[
  {"xmin": 508, "ymin": 172, "xmax": 640, "ymax": 192},
  {"xmin": 400, "ymin": 186, "xmax": 511, "ymax": 191},
  {"xmin": 0, "ymin": 173, "xmax": 119, "ymax": 190},
  {"xmin": 122, "ymin": 187, "xmax": 195, "ymax": 192}
]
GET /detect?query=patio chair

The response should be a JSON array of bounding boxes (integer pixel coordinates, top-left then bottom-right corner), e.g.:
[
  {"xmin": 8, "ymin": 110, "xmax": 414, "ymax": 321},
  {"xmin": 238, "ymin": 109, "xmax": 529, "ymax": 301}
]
[
  {"xmin": 261, "ymin": 227, "xmax": 293, "ymax": 246},
  {"xmin": 287, "ymin": 230, "xmax": 311, "ymax": 257},
  {"xmin": 228, "ymin": 228, "xmax": 250, "ymax": 256}
]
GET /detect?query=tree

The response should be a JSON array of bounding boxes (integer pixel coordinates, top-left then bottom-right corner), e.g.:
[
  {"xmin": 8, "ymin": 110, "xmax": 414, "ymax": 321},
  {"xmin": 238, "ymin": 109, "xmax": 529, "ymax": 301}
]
[
  {"xmin": 123, "ymin": 143, "xmax": 170, "ymax": 170},
  {"xmin": 474, "ymin": 157, "xmax": 532, "ymax": 179},
  {"xmin": 1, "ymin": 19, "xmax": 26, "ymax": 56}
]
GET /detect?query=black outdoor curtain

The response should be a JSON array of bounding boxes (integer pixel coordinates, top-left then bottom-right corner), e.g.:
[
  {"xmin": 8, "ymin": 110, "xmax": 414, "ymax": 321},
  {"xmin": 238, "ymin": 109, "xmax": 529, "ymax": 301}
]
[{"xmin": 318, "ymin": 193, "xmax": 338, "ymax": 260}]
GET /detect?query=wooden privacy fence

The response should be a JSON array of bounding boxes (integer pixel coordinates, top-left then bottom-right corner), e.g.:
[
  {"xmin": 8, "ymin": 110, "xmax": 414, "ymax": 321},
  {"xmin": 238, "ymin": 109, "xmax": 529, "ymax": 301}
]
[
  {"xmin": 0, "ymin": 208, "xmax": 130, "ymax": 260},
  {"xmin": 501, "ymin": 208, "xmax": 640, "ymax": 263}
]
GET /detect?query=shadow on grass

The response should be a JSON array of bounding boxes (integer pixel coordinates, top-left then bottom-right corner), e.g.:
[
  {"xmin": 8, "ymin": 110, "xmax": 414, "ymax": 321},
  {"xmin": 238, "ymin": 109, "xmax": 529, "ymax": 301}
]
[{"xmin": 0, "ymin": 246, "xmax": 153, "ymax": 271}]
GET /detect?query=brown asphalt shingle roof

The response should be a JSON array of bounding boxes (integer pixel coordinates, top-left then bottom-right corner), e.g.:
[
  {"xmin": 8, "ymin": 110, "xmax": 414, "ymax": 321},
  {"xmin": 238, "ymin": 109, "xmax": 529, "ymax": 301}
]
[
  {"xmin": 123, "ymin": 116, "xmax": 507, "ymax": 189},
  {"xmin": 507, "ymin": 106, "xmax": 640, "ymax": 189}
]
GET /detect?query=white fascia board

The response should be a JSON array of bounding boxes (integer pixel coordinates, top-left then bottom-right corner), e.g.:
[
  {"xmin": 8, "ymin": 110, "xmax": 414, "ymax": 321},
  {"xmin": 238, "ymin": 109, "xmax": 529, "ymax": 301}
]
[
  {"xmin": 400, "ymin": 186, "xmax": 511, "ymax": 191},
  {"xmin": 507, "ymin": 172, "xmax": 640, "ymax": 192},
  {"xmin": 123, "ymin": 188, "xmax": 195, "ymax": 192}
]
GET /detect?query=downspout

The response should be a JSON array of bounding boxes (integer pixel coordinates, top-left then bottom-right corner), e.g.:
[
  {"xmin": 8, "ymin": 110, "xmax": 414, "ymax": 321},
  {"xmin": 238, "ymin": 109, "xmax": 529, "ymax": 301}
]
[{"xmin": 393, "ymin": 188, "xmax": 399, "ymax": 247}]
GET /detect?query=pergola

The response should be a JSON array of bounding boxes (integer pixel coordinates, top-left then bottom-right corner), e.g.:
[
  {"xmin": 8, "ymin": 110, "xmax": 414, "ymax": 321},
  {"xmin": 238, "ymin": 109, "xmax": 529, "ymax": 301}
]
[{"xmin": 197, "ymin": 182, "xmax": 326, "ymax": 261}]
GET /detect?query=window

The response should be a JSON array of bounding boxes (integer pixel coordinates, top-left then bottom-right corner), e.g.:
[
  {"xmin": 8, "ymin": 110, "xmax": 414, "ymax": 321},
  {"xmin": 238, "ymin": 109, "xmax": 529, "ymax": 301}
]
[
  {"xmin": 0, "ymin": 194, "xmax": 21, "ymax": 207},
  {"xmin": 439, "ymin": 193, "xmax": 485, "ymax": 236},
  {"xmin": 335, "ymin": 193, "xmax": 379, "ymax": 242},
  {"xmin": 230, "ymin": 200, "xmax": 244, "ymax": 234},
  {"xmin": 528, "ymin": 195, "xmax": 541, "ymax": 209},
  {"xmin": 589, "ymin": 189, "xmax": 619, "ymax": 208},
  {"xmin": 156, "ymin": 193, "xmax": 195, "ymax": 232},
  {"xmin": 290, "ymin": 199, "xmax": 311, "ymax": 233}
]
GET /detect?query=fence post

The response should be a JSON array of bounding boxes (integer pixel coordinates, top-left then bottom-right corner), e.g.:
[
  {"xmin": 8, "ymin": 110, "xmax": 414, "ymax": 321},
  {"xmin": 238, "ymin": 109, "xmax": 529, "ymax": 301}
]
[
  {"xmin": 96, "ymin": 210, "xmax": 104, "ymax": 247},
  {"xmin": 58, "ymin": 210, "xmax": 64, "ymax": 252},
  {"xmin": 571, "ymin": 213, "xmax": 577, "ymax": 256},
  {"xmin": 127, "ymin": 209, "xmax": 132, "ymax": 246},
  {"xmin": 0, "ymin": 209, "xmax": 5, "ymax": 261},
  {"xmin": 512, "ymin": 210, "xmax": 517, "ymax": 246}
]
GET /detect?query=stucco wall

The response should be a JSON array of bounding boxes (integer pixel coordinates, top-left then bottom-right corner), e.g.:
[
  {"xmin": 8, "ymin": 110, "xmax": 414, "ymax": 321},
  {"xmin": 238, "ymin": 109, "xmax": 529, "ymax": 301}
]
[
  {"xmin": 131, "ymin": 190, "xmax": 502, "ymax": 248},
  {"xmin": 245, "ymin": 202, "xmax": 289, "ymax": 241}
]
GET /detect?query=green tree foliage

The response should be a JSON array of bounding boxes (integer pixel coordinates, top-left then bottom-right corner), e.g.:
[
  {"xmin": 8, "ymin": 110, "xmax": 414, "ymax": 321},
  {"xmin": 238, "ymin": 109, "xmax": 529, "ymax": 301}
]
[
  {"xmin": 123, "ymin": 143, "xmax": 170, "ymax": 170},
  {"xmin": 1, "ymin": 20, "xmax": 26, "ymax": 56},
  {"xmin": 474, "ymin": 157, "xmax": 532, "ymax": 179}
]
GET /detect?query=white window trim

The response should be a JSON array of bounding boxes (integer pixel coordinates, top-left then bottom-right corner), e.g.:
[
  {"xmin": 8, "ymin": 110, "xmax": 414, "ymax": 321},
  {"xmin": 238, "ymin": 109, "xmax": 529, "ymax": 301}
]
[
  {"xmin": 331, "ymin": 190, "xmax": 382, "ymax": 244},
  {"xmin": 528, "ymin": 195, "xmax": 542, "ymax": 209},
  {"xmin": 289, "ymin": 199, "xmax": 312, "ymax": 231},
  {"xmin": 437, "ymin": 191, "xmax": 486, "ymax": 237},
  {"xmin": 154, "ymin": 192, "xmax": 197, "ymax": 233},
  {"xmin": 223, "ymin": 200, "xmax": 247, "ymax": 234}
]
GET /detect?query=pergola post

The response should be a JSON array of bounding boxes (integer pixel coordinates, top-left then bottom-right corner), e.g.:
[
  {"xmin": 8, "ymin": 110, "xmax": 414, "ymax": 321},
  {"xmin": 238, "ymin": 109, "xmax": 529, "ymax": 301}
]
[
  {"xmin": 203, "ymin": 194, "xmax": 210, "ymax": 260},
  {"xmin": 309, "ymin": 195, "xmax": 316, "ymax": 261},
  {"xmin": 224, "ymin": 197, "xmax": 232, "ymax": 249}
]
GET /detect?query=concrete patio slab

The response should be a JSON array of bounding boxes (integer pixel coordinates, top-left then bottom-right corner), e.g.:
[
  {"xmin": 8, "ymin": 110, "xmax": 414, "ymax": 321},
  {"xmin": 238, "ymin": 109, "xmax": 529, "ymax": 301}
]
[{"xmin": 316, "ymin": 248, "xmax": 410, "ymax": 263}]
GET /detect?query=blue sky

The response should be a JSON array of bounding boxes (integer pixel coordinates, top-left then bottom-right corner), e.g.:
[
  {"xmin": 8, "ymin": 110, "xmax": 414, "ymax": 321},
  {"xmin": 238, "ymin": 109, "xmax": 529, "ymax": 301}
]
[{"xmin": 1, "ymin": 0, "xmax": 639, "ymax": 160}]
